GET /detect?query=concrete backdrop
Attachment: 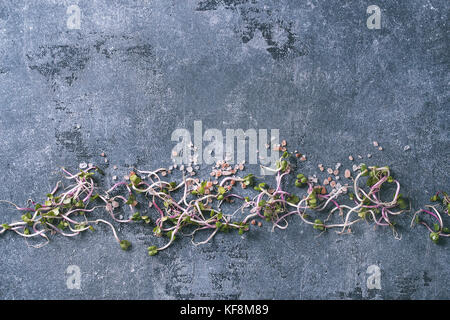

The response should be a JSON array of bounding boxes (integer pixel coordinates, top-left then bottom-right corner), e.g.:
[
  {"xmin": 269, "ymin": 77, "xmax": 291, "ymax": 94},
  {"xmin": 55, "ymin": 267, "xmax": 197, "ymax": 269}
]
[{"xmin": 0, "ymin": 0, "xmax": 448, "ymax": 299}]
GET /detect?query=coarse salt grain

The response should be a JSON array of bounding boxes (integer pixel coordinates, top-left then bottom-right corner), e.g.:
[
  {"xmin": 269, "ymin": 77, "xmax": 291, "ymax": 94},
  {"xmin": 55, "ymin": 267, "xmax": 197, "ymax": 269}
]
[{"xmin": 79, "ymin": 162, "xmax": 88, "ymax": 169}]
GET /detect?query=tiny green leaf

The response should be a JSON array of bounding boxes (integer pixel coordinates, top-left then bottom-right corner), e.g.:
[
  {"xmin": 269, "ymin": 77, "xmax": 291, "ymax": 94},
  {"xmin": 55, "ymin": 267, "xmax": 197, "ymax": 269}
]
[{"xmin": 119, "ymin": 240, "xmax": 132, "ymax": 251}]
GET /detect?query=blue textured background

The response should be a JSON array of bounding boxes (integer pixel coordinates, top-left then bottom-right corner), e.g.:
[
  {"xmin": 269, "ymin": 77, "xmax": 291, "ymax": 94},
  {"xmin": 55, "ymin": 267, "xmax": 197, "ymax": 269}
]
[{"xmin": 0, "ymin": 0, "xmax": 449, "ymax": 299}]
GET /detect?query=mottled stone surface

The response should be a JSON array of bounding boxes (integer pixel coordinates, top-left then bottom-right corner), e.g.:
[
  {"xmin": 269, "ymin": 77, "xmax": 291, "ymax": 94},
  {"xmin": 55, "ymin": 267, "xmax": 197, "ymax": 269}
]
[{"xmin": 0, "ymin": 0, "xmax": 448, "ymax": 299}]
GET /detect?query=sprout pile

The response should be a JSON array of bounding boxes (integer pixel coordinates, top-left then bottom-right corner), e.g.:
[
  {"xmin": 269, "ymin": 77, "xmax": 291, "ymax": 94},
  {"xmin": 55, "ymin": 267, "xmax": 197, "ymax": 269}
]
[
  {"xmin": 0, "ymin": 147, "xmax": 447, "ymax": 256},
  {"xmin": 411, "ymin": 192, "xmax": 450, "ymax": 244}
]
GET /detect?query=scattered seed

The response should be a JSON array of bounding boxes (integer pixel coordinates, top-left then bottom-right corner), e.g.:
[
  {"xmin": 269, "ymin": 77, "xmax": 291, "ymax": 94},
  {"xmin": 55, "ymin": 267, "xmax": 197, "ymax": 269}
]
[
  {"xmin": 333, "ymin": 169, "xmax": 339, "ymax": 176},
  {"xmin": 300, "ymin": 155, "xmax": 306, "ymax": 161},
  {"xmin": 113, "ymin": 165, "xmax": 118, "ymax": 170},
  {"xmin": 344, "ymin": 169, "xmax": 351, "ymax": 179},
  {"xmin": 327, "ymin": 168, "xmax": 333, "ymax": 174},
  {"xmin": 378, "ymin": 146, "xmax": 383, "ymax": 151},
  {"xmin": 257, "ymin": 222, "xmax": 262, "ymax": 227},
  {"xmin": 327, "ymin": 177, "xmax": 332, "ymax": 182},
  {"xmin": 172, "ymin": 151, "xmax": 178, "ymax": 157},
  {"xmin": 373, "ymin": 141, "xmax": 379, "ymax": 147},
  {"xmin": 330, "ymin": 181, "xmax": 336, "ymax": 188},
  {"xmin": 348, "ymin": 155, "xmax": 354, "ymax": 161},
  {"xmin": 323, "ymin": 179, "xmax": 329, "ymax": 185},
  {"xmin": 251, "ymin": 220, "xmax": 256, "ymax": 225},
  {"xmin": 112, "ymin": 175, "xmax": 117, "ymax": 180},
  {"xmin": 403, "ymin": 145, "xmax": 410, "ymax": 151}
]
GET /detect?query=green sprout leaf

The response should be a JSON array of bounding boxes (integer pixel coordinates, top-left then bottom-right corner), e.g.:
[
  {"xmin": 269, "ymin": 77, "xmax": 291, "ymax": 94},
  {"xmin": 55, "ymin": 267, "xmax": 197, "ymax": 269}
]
[
  {"xmin": 243, "ymin": 174, "xmax": 254, "ymax": 187},
  {"xmin": 131, "ymin": 212, "xmax": 142, "ymax": 221},
  {"xmin": 287, "ymin": 195, "xmax": 300, "ymax": 205},
  {"xmin": 360, "ymin": 163, "xmax": 369, "ymax": 176},
  {"xmin": 1, "ymin": 223, "xmax": 11, "ymax": 230},
  {"xmin": 119, "ymin": 240, "xmax": 132, "ymax": 251},
  {"xmin": 129, "ymin": 173, "xmax": 142, "ymax": 186},
  {"xmin": 429, "ymin": 232, "xmax": 439, "ymax": 244},
  {"xmin": 148, "ymin": 245, "xmax": 158, "ymax": 256},
  {"xmin": 313, "ymin": 219, "xmax": 325, "ymax": 231},
  {"xmin": 218, "ymin": 186, "xmax": 226, "ymax": 194}
]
